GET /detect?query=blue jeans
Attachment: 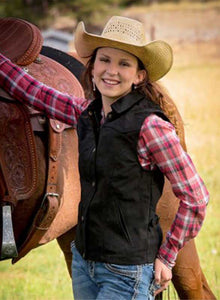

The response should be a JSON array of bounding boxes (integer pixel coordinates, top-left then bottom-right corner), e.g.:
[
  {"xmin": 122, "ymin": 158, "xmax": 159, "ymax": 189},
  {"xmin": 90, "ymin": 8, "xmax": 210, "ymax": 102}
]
[{"xmin": 71, "ymin": 241, "xmax": 156, "ymax": 300}]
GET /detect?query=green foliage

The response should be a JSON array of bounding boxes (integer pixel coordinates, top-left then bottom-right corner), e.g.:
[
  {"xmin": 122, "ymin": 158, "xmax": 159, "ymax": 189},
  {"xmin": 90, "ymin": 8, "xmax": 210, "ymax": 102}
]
[
  {"xmin": 0, "ymin": 0, "xmax": 122, "ymax": 28},
  {"xmin": 49, "ymin": 0, "xmax": 122, "ymax": 28},
  {"xmin": 0, "ymin": 0, "xmax": 49, "ymax": 23}
]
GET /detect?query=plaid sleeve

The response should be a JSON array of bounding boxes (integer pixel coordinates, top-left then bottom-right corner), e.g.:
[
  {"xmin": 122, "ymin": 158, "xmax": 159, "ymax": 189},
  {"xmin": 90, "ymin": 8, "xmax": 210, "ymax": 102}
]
[
  {"xmin": 138, "ymin": 114, "xmax": 209, "ymax": 268},
  {"xmin": 0, "ymin": 54, "xmax": 89, "ymax": 128}
]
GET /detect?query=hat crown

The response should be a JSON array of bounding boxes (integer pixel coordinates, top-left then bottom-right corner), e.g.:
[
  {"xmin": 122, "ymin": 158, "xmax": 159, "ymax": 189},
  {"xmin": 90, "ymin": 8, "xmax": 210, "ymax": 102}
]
[{"xmin": 101, "ymin": 16, "xmax": 146, "ymax": 46}]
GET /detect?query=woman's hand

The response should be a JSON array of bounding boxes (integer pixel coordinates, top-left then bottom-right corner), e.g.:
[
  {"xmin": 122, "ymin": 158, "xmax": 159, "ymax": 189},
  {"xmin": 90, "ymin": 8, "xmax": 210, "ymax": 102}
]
[{"xmin": 154, "ymin": 258, "xmax": 172, "ymax": 296}]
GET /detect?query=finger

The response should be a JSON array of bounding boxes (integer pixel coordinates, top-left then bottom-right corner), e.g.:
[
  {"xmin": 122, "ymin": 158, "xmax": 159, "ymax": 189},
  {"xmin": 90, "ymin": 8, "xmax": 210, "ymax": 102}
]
[
  {"xmin": 155, "ymin": 286, "xmax": 166, "ymax": 295},
  {"xmin": 161, "ymin": 279, "xmax": 171, "ymax": 284},
  {"xmin": 154, "ymin": 270, "xmax": 161, "ymax": 285},
  {"xmin": 154, "ymin": 282, "xmax": 170, "ymax": 296}
]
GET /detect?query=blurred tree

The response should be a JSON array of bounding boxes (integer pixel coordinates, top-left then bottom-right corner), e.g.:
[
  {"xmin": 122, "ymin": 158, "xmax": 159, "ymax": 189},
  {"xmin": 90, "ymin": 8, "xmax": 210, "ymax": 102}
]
[
  {"xmin": 0, "ymin": 0, "xmax": 122, "ymax": 29},
  {"xmin": 55, "ymin": 0, "xmax": 122, "ymax": 30},
  {"xmin": 1, "ymin": 0, "xmax": 50, "ymax": 23},
  {"xmin": 0, "ymin": 0, "xmax": 215, "ymax": 28}
]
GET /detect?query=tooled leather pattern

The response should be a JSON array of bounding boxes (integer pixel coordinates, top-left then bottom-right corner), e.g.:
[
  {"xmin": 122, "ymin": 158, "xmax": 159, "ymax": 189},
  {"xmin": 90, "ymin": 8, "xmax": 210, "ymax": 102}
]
[{"xmin": 0, "ymin": 99, "xmax": 37, "ymax": 205}]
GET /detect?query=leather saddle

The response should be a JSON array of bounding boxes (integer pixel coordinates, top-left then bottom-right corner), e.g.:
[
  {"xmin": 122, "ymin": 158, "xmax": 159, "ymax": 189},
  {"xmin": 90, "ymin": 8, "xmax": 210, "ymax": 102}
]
[
  {"xmin": 0, "ymin": 17, "xmax": 84, "ymax": 261},
  {"xmin": 0, "ymin": 18, "xmax": 43, "ymax": 207}
]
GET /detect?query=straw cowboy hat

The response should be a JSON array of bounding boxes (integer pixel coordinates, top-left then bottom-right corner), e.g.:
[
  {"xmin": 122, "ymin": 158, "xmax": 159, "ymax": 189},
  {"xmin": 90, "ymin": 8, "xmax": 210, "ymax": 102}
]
[{"xmin": 74, "ymin": 16, "xmax": 173, "ymax": 82}]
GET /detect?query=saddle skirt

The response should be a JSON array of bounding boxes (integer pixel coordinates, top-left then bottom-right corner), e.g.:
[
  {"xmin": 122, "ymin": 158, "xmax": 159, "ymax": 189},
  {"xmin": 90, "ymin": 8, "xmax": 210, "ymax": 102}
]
[{"xmin": 0, "ymin": 98, "xmax": 37, "ymax": 204}]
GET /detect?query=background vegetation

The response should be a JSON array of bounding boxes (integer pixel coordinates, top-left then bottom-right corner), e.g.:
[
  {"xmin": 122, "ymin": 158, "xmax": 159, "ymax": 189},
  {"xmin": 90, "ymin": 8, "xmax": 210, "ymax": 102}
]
[
  {"xmin": 0, "ymin": 1, "xmax": 219, "ymax": 299},
  {"xmin": 0, "ymin": 0, "xmax": 217, "ymax": 29}
]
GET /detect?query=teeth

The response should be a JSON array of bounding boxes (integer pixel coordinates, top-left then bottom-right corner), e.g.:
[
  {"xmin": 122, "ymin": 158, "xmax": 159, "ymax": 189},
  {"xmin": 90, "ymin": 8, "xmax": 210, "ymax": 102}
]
[{"xmin": 104, "ymin": 79, "xmax": 119, "ymax": 85}]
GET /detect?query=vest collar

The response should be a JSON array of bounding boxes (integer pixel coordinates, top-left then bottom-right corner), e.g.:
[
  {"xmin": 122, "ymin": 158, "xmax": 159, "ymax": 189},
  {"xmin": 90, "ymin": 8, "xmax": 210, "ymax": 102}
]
[
  {"xmin": 88, "ymin": 90, "xmax": 145, "ymax": 117},
  {"xmin": 111, "ymin": 90, "xmax": 145, "ymax": 115}
]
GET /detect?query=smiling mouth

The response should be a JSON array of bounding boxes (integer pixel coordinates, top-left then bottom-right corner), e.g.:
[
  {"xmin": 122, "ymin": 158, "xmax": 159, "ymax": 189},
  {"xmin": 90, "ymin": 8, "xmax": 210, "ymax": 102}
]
[{"xmin": 102, "ymin": 79, "xmax": 120, "ymax": 85}]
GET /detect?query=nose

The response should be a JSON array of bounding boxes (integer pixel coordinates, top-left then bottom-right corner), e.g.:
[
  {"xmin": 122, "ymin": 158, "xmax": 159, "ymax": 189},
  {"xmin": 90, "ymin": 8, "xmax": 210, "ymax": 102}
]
[{"xmin": 106, "ymin": 63, "xmax": 118, "ymax": 76}]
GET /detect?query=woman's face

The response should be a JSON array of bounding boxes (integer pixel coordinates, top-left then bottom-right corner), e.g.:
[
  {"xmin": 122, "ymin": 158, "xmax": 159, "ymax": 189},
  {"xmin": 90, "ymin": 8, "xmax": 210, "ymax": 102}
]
[{"xmin": 92, "ymin": 47, "xmax": 146, "ymax": 104}]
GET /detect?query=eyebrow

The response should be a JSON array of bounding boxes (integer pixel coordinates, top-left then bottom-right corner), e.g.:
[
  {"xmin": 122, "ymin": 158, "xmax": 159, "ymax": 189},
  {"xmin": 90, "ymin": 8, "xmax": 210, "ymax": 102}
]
[{"xmin": 99, "ymin": 53, "xmax": 132, "ymax": 62}]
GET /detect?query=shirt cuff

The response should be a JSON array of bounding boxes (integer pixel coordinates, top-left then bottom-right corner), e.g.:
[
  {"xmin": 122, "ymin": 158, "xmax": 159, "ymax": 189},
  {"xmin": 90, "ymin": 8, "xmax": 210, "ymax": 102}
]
[{"xmin": 157, "ymin": 239, "xmax": 178, "ymax": 269}]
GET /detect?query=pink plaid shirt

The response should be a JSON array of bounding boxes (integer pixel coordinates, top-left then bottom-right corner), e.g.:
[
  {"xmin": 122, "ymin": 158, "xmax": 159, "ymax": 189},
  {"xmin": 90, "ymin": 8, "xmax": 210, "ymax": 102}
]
[{"xmin": 0, "ymin": 55, "xmax": 208, "ymax": 268}]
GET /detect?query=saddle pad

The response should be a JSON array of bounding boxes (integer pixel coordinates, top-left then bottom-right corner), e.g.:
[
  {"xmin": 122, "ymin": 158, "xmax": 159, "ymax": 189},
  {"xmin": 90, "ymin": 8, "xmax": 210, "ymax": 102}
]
[
  {"xmin": 41, "ymin": 46, "xmax": 85, "ymax": 83},
  {"xmin": 0, "ymin": 99, "xmax": 37, "ymax": 204}
]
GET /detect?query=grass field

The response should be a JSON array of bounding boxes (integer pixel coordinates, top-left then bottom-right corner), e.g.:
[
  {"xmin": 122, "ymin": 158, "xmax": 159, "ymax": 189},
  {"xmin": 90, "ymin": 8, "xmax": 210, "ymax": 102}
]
[
  {"xmin": 0, "ymin": 2, "xmax": 219, "ymax": 300},
  {"xmin": 0, "ymin": 242, "xmax": 73, "ymax": 300}
]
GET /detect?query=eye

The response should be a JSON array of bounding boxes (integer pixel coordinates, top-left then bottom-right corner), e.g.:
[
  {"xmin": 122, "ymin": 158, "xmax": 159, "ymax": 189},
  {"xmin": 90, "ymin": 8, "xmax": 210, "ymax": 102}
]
[
  {"xmin": 120, "ymin": 61, "xmax": 131, "ymax": 67},
  {"xmin": 99, "ymin": 57, "xmax": 110, "ymax": 63}
]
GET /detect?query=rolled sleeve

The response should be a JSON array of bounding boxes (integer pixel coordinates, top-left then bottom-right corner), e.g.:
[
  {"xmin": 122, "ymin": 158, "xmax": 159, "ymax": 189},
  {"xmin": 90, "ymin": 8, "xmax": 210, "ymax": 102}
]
[{"xmin": 138, "ymin": 114, "xmax": 209, "ymax": 267}]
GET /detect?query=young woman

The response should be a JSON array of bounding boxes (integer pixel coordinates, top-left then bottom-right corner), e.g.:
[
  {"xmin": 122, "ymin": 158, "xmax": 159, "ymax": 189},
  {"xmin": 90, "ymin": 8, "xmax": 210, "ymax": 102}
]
[{"xmin": 0, "ymin": 16, "xmax": 208, "ymax": 300}]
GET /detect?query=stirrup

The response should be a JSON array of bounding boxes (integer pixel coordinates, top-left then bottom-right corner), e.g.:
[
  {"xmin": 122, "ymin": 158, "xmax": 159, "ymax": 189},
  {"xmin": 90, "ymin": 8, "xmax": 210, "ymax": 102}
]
[{"xmin": 1, "ymin": 205, "xmax": 18, "ymax": 260}]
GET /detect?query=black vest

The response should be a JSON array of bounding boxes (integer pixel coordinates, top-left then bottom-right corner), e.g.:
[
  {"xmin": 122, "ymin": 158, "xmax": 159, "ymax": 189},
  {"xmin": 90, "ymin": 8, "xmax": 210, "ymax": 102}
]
[{"xmin": 75, "ymin": 91, "xmax": 168, "ymax": 265}]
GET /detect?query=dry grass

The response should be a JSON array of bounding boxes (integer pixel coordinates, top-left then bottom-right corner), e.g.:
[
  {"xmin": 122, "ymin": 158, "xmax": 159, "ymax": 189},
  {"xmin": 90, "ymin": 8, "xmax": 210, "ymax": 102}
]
[
  {"xmin": 161, "ymin": 39, "xmax": 220, "ymax": 299},
  {"xmin": 123, "ymin": 1, "xmax": 220, "ymax": 44}
]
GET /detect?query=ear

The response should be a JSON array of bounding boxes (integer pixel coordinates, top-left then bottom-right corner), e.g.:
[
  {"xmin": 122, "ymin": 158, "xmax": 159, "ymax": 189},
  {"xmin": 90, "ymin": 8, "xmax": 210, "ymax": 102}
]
[{"xmin": 134, "ymin": 69, "xmax": 146, "ymax": 85}]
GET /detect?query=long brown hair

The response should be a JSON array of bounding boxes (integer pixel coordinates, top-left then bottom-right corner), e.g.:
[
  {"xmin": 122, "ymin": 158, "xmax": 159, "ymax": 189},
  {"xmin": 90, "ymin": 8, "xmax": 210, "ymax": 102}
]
[{"xmin": 81, "ymin": 49, "xmax": 101, "ymax": 100}]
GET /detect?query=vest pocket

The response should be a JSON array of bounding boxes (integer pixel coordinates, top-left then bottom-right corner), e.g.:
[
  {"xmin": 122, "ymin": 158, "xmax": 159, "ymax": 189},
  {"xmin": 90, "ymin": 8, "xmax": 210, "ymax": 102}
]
[
  {"xmin": 114, "ymin": 199, "xmax": 132, "ymax": 244},
  {"xmin": 147, "ymin": 213, "xmax": 163, "ymax": 257},
  {"xmin": 79, "ymin": 146, "xmax": 95, "ymax": 181}
]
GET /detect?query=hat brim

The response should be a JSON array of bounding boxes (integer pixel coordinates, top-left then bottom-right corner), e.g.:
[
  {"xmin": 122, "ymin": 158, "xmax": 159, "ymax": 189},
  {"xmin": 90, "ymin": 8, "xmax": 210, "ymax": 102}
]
[{"xmin": 74, "ymin": 21, "xmax": 173, "ymax": 82}]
